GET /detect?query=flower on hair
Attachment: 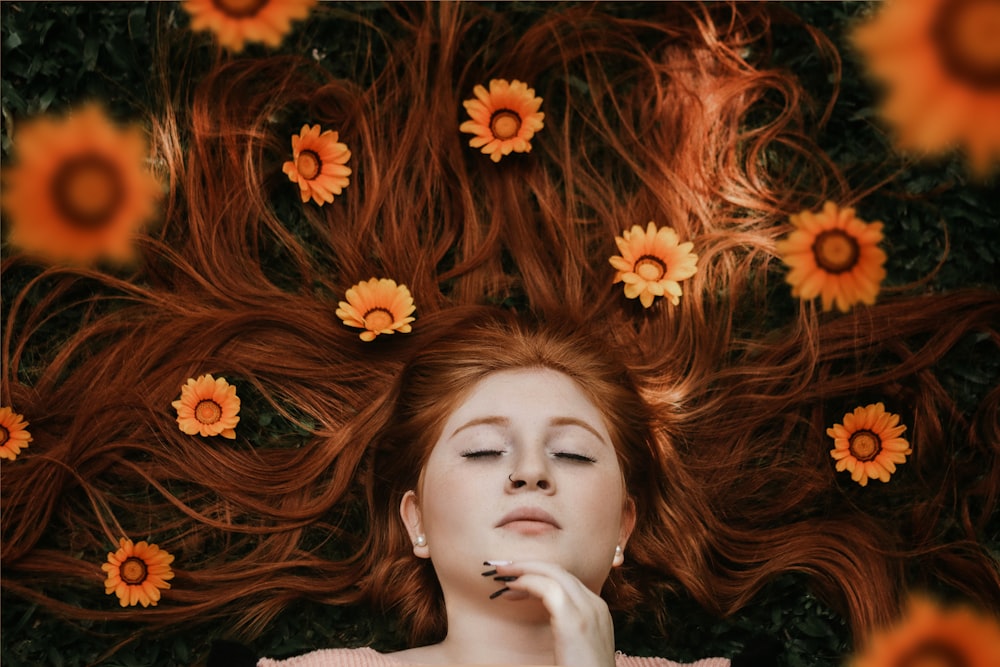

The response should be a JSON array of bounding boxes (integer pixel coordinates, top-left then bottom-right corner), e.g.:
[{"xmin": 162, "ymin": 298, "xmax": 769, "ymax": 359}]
[
  {"xmin": 459, "ymin": 79, "xmax": 545, "ymax": 163},
  {"xmin": 182, "ymin": 0, "xmax": 316, "ymax": 52},
  {"xmin": 1, "ymin": 104, "xmax": 161, "ymax": 265},
  {"xmin": 281, "ymin": 124, "xmax": 352, "ymax": 206},
  {"xmin": 828, "ymin": 402, "xmax": 911, "ymax": 487},
  {"xmin": 776, "ymin": 202, "xmax": 887, "ymax": 313},
  {"xmin": 847, "ymin": 594, "xmax": 1000, "ymax": 667},
  {"xmin": 336, "ymin": 278, "xmax": 416, "ymax": 342},
  {"xmin": 171, "ymin": 374, "xmax": 241, "ymax": 439},
  {"xmin": 851, "ymin": 0, "xmax": 1000, "ymax": 175},
  {"xmin": 0, "ymin": 407, "xmax": 32, "ymax": 461},
  {"xmin": 101, "ymin": 537, "xmax": 175, "ymax": 608},
  {"xmin": 609, "ymin": 222, "xmax": 698, "ymax": 308}
]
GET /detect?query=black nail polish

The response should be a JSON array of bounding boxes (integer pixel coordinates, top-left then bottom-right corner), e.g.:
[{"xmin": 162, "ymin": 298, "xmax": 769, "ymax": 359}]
[
  {"xmin": 481, "ymin": 569, "xmax": 497, "ymax": 577},
  {"xmin": 489, "ymin": 587, "xmax": 509, "ymax": 599},
  {"xmin": 493, "ymin": 575, "xmax": 518, "ymax": 582}
]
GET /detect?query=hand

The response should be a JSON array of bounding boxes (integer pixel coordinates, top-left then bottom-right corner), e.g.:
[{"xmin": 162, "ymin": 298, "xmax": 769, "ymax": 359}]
[{"xmin": 487, "ymin": 560, "xmax": 616, "ymax": 667}]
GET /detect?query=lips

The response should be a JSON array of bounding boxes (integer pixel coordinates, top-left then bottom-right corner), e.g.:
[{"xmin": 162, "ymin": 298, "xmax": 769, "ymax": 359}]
[{"xmin": 495, "ymin": 507, "xmax": 561, "ymax": 529}]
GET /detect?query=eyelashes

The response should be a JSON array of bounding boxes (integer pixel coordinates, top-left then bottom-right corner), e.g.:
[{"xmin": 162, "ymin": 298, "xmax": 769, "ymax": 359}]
[{"xmin": 459, "ymin": 449, "xmax": 597, "ymax": 463}]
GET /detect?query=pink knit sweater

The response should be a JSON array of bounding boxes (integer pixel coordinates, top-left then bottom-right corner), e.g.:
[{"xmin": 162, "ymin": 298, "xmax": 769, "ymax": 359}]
[{"xmin": 258, "ymin": 647, "xmax": 730, "ymax": 667}]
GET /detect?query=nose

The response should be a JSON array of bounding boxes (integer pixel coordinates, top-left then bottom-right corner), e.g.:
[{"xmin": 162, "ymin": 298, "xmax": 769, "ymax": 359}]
[{"xmin": 507, "ymin": 450, "xmax": 553, "ymax": 492}]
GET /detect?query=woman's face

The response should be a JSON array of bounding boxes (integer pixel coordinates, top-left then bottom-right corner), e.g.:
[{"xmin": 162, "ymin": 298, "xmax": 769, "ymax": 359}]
[{"xmin": 400, "ymin": 367, "xmax": 636, "ymax": 601}]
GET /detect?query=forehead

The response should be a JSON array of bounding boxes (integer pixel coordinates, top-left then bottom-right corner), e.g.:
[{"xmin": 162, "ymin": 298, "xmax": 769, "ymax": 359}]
[{"xmin": 437, "ymin": 367, "xmax": 610, "ymax": 440}]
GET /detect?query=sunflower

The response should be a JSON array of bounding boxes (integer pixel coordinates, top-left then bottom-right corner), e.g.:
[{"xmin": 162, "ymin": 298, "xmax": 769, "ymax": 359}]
[
  {"xmin": 852, "ymin": 0, "xmax": 1000, "ymax": 175},
  {"xmin": 182, "ymin": 0, "xmax": 316, "ymax": 52},
  {"xmin": 1, "ymin": 104, "xmax": 161, "ymax": 265},
  {"xmin": 828, "ymin": 402, "xmax": 912, "ymax": 487},
  {"xmin": 101, "ymin": 537, "xmax": 175, "ymax": 608},
  {"xmin": 0, "ymin": 407, "xmax": 32, "ymax": 461},
  {"xmin": 776, "ymin": 201, "xmax": 887, "ymax": 313},
  {"xmin": 849, "ymin": 595, "xmax": 1000, "ymax": 667},
  {"xmin": 336, "ymin": 278, "xmax": 416, "ymax": 342},
  {"xmin": 609, "ymin": 221, "xmax": 698, "ymax": 308},
  {"xmin": 171, "ymin": 374, "xmax": 241, "ymax": 439},
  {"xmin": 459, "ymin": 79, "xmax": 545, "ymax": 163},
  {"xmin": 281, "ymin": 124, "xmax": 352, "ymax": 206}
]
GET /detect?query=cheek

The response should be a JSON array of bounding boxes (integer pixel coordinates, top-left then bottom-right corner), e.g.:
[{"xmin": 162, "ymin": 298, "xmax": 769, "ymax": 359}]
[{"xmin": 420, "ymin": 465, "xmax": 497, "ymax": 533}]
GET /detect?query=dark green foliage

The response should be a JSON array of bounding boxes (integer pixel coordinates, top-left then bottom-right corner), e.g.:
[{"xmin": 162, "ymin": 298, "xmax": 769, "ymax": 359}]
[{"xmin": 1, "ymin": 2, "xmax": 997, "ymax": 666}]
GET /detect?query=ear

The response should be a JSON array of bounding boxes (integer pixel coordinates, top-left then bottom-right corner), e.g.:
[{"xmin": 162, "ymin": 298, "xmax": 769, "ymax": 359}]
[
  {"xmin": 400, "ymin": 490, "xmax": 430, "ymax": 559},
  {"xmin": 613, "ymin": 496, "xmax": 637, "ymax": 567}
]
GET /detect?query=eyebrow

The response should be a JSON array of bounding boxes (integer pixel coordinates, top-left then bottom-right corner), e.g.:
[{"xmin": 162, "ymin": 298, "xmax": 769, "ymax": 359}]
[{"xmin": 449, "ymin": 415, "xmax": 608, "ymax": 445}]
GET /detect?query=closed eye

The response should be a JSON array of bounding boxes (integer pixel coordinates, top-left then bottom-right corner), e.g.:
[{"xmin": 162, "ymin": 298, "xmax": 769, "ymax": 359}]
[
  {"xmin": 554, "ymin": 452, "xmax": 597, "ymax": 463},
  {"xmin": 461, "ymin": 449, "xmax": 505, "ymax": 459}
]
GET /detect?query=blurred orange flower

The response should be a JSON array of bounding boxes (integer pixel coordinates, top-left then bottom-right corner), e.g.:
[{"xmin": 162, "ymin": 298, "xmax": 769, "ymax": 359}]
[
  {"xmin": 609, "ymin": 222, "xmax": 698, "ymax": 308},
  {"xmin": 852, "ymin": 0, "xmax": 1000, "ymax": 175},
  {"xmin": 2, "ymin": 104, "xmax": 161, "ymax": 265},
  {"xmin": 336, "ymin": 278, "xmax": 416, "ymax": 342},
  {"xmin": 281, "ymin": 124, "xmax": 352, "ymax": 206},
  {"xmin": 776, "ymin": 202, "xmax": 887, "ymax": 313},
  {"xmin": 0, "ymin": 407, "xmax": 32, "ymax": 461},
  {"xmin": 460, "ymin": 79, "xmax": 545, "ymax": 162},
  {"xmin": 182, "ymin": 0, "xmax": 316, "ymax": 52},
  {"xmin": 828, "ymin": 402, "xmax": 911, "ymax": 487},
  {"xmin": 172, "ymin": 374, "xmax": 241, "ymax": 439},
  {"xmin": 849, "ymin": 595, "xmax": 1000, "ymax": 667},
  {"xmin": 102, "ymin": 537, "xmax": 175, "ymax": 608}
]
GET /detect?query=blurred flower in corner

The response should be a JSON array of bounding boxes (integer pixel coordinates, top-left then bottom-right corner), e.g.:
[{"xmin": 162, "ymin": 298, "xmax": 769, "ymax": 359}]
[
  {"xmin": 182, "ymin": 0, "xmax": 316, "ymax": 52},
  {"xmin": 777, "ymin": 202, "xmax": 887, "ymax": 313},
  {"xmin": 102, "ymin": 537, "xmax": 175, "ymax": 608},
  {"xmin": 852, "ymin": 0, "xmax": 1000, "ymax": 175},
  {"xmin": 2, "ymin": 104, "xmax": 162, "ymax": 266},
  {"xmin": 849, "ymin": 594, "xmax": 1000, "ymax": 667},
  {"xmin": 0, "ymin": 407, "xmax": 32, "ymax": 461}
]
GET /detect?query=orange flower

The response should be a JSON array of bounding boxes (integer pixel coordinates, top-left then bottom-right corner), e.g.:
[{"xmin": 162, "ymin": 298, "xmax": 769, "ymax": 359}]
[
  {"xmin": 828, "ymin": 402, "xmax": 912, "ymax": 487},
  {"xmin": 336, "ymin": 278, "xmax": 416, "ymax": 342},
  {"xmin": 182, "ymin": 0, "xmax": 316, "ymax": 52},
  {"xmin": 459, "ymin": 79, "xmax": 545, "ymax": 162},
  {"xmin": 281, "ymin": 124, "xmax": 352, "ymax": 206},
  {"xmin": 101, "ymin": 537, "xmax": 175, "ymax": 608},
  {"xmin": 171, "ymin": 374, "xmax": 241, "ymax": 439},
  {"xmin": 851, "ymin": 0, "xmax": 1000, "ymax": 175},
  {"xmin": 0, "ymin": 407, "xmax": 32, "ymax": 461},
  {"xmin": 1, "ymin": 104, "xmax": 161, "ymax": 265},
  {"xmin": 609, "ymin": 222, "xmax": 698, "ymax": 308},
  {"xmin": 776, "ymin": 202, "xmax": 887, "ymax": 313},
  {"xmin": 849, "ymin": 595, "xmax": 1000, "ymax": 667}
]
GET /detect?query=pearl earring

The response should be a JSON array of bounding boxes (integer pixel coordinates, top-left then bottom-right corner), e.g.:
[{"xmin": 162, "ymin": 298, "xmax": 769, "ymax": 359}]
[
  {"xmin": 613, "ymin": 545, "xmax": 624, "ymax": 565},
  {"xmin": 415, "ymin": 535, "xmax": 426, "ymax": 547}
]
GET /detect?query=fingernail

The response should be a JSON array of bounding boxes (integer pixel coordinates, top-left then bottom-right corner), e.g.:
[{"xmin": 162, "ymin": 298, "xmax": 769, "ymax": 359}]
[
  {"xmin": 480, "ymin": 569, "xmax": 497, "ymax": 577},
  {"xmin": 484, "ymin": 560, "xmax": 512, "ymax": 566},
  {"xmin": 493, "ymin": 575, "xmax": 518, "ymax": 582},
  {"xmin": 489, "ymin": 587, "xmax": 510, "ymax": 599}
]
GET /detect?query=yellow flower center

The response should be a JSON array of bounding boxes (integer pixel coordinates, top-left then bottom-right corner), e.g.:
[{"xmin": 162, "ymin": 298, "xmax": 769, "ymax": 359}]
[
  {"xmin": 812, "ymin": 230, "xmax": 859, "ymax": 274},
  {"xmin": 364, "ymin": 308, "xmax": 395, "ymax": 332},
  {"xmin": 195, "ymin": 399, "xmax": 223, "ymax": 425},
  {"xmin": 933, "ymin": 0, "xmax": 1000, "ymax": 89},
  {"xmin": 849, "ymin": 430, "xmax": 881, "ymax": 462},
  {"xmin": 895, "ymin": 639, "xmax": 970, "ymax": 667},
  {"xmin": 51, "ymin": 153, "xmax": 124, "ymax": 230},
  {"xmin": 211, "ymin": 0, "xmax": 268, "ymax": 18},
  {"xmin": 120, "ymin": 556, "xmax": 148, "ymax": 585},
  {"xmin": 296, "ymin": 150, "xmax": 322, "ymax": 180},
  {"xmin": 634, "ymin": 255, "xmax": 667, "ymax": 282},
  {"xmin": 490, "ymin": 110, "xmax": 522, "ymax": 140},
  {"xmin": 0, "ymin": 426, "xmax": 8, "ymax": 446}
]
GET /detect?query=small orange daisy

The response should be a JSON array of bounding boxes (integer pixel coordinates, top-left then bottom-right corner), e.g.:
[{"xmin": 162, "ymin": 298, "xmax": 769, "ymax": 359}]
[
  {"xmin": 171, "ymin": 374, "xmax": 241, "ymax": 439},
  {"xmin": 336, "ymin": 278, "xmax": 416, "ymax": 342},
  {"xmin": 281, "ymin": 124, "xmax": 352, "ymax": 206},
  {"xmin": 459, "ymin": 79, "xmax": 545, "ymax": 163},
  {"xmin": 828, "ymin": 402, "xmax": 912, "ymax": 487},
  {"xmin": 1, "ymin": 104, "xmax": 162, "ymax": 265},
  {"xmin": 776, "ymin": 201, "xmax": 887, "ymax": 313},
  {"xmin": 101, "ymin": 537, "xmax": 175, "ymax": 608},
  {"xmin": 849, "ymin": 595, "xmax": 1000, "ymax": 667},
  {"xmin": 182, "ymin": 0, "xmax": 316, "ymax": 52},
  {"xmin": 609, "ymin": 222, "xmax": 698, "ymax": 308},
  {"xmin": 852, "ymin": 0, "xmax": 1000, "ymax": 175},
  {"xmin": 0, "ymin": 407, "xmax": 33, "ymax": 461}
]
